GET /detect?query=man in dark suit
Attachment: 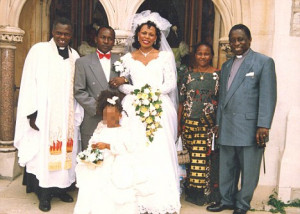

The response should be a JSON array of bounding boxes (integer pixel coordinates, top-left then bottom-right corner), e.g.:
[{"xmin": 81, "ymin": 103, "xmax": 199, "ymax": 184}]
[
  {"xmin": 74, "ymin": 25, "xmax": 120, "ymax": 150},
  {"xmin": 207, "ymin": 24, "xmax": 277, "ymax": 214}
]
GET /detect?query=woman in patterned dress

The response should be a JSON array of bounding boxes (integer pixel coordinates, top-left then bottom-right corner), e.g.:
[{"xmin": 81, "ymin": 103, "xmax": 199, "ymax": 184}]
[{"xmin": 178, "ymin": 42, "xmax": 221, "ymax": 206}]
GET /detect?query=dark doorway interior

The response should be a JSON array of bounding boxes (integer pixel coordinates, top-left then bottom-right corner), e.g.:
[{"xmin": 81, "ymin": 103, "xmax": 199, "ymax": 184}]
[
  {"xmin": 137, "ymin": 0, "xmax": 215, "ymax": 51},
  {"xmin": 49, "ymin": 0, "xmax": 108, "ymax": 51},
  {"xmin": 49, "ymin": 0, "xmax": 215, "ymax": 52}
]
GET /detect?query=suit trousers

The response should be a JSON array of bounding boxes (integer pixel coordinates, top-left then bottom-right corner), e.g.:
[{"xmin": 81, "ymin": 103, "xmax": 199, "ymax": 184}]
[
  {"xmin": 219, "ymin": 145, "xmax": 263, "ymax": 211},
  {"xmin": 81, "ymin": 133, "xmax": 92, "ymax": 151}
]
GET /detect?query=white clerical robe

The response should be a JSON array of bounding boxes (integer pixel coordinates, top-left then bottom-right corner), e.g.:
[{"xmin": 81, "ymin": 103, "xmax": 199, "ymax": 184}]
[{"xmin": 14, "ymin": 38, "xmax": 83, "ymax": 188}]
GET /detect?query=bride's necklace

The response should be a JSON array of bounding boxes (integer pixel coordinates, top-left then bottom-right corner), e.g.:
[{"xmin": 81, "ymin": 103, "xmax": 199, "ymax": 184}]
[{"xmin": 139, "ymin": 48, "xmax": 154, "ymax": 57}]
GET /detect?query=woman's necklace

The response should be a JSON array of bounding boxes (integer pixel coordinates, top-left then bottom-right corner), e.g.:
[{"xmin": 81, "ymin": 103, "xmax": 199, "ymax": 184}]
[
  {"xmin": 197, "ymin": 66, "xmax": 211, "ymax": 80},
  {"xmin": 139, "ymin": 48, "xmax": 154, "ymax": 57},
  {"xmin": 200, "ymin": 73, "xmax": 206, "ymax": 81}
]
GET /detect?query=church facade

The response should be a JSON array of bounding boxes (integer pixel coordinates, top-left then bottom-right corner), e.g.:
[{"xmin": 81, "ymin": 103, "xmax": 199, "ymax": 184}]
[{"xmin": 0, "ymin": 0, "xmax": 299, "ymax": 204}]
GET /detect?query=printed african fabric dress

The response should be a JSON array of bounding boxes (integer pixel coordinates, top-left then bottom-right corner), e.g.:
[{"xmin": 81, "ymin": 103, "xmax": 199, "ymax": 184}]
[{"xmin": 179, "ymin": 68, "xmax": 221, "ymax": 205}]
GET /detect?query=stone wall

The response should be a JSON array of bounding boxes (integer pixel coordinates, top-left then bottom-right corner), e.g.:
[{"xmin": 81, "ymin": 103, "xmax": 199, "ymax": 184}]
[{"xmin": 273, "ymin": 0, "xmax": 300, "ymax": 202}]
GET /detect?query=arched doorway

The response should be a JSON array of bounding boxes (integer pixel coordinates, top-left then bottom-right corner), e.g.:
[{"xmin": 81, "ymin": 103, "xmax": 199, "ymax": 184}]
[
  {"xmin": 137, "ymin": 0, "xmax": 215, "ymax": 49},
  {"xmin": 49, "ymin": 0, "xmax": 108, "ymax": 50}
]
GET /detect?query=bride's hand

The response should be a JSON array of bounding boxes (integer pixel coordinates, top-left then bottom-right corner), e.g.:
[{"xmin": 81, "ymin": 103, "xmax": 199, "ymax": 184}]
[{"xmin": 109, "ymin": 77, "xmax": 127, "ymax": 88}]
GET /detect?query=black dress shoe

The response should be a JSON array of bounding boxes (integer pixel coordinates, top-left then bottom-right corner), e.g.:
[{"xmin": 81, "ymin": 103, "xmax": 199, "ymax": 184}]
[
  {"xmin": 59, "ymin": 192, "xmax": 74, "ymax": 203},
  {"xmin": 233, "ymin": 208, "xmax": 247, "ymax": 214},
  {"xmin": 39, "ymin": 199, "xmax": 51, "ymax": 212},
  {"xmin": 206, "ymin": 202, "xmax": 235, "ymax": 212}
]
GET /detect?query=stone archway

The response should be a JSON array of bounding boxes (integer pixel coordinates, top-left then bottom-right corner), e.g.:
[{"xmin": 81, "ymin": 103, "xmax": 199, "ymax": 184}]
[{"xmin": 99, "ymin": 0, "xmax": 145, "ymax": 53}]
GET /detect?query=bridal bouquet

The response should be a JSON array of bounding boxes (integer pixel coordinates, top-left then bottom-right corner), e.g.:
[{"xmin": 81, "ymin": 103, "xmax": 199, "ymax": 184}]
[
  {"xmin": 132, "ymin": 84, "xmax": 163, "ymax": 144},
  {"xmin": 77, "ymin": 146, "xmax": 104, "ymax": 166}
]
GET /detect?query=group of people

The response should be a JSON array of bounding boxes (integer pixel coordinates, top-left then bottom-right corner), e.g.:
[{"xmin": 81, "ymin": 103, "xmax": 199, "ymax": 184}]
[{"xmin": 14, "ymin": 9, "xmax": 277, "ymax": 214}]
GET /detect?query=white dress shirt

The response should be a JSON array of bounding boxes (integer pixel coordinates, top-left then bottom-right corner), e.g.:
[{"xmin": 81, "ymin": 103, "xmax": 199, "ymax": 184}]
[{"xmin": 97, "ymin": 51, "xmax": 111, "ymax": 81}]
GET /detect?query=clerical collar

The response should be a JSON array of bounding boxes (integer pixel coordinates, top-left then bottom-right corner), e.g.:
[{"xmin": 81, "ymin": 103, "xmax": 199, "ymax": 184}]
[
  {"xmin": 235, "ymin": 48, "xmax": 250, "ymax": 59},
  {"xmin": 57, "ymin": 46, "xmax": 69, "ymax": 59}
]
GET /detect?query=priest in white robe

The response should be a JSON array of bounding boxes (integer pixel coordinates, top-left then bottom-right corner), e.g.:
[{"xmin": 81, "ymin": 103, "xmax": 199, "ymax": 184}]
[{"xmin": 14, "ymin": 17, "xmax": 83, "ymax": 212}]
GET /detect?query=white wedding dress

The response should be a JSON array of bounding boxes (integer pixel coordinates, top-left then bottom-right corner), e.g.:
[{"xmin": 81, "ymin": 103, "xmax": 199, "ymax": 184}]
[{"xmin": 119, "ymin": 51, "xmax": 181, "ymax": 214}]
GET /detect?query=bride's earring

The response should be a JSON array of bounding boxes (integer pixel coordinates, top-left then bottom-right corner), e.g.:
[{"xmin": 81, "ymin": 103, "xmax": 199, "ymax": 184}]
[{"xmin": 154, "ymin": 40, "xmax": 157, "ymax": 45}]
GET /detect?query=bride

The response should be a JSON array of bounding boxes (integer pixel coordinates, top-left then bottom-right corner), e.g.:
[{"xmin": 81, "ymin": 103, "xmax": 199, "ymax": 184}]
[{"xmin": 110, "ymin": 10, "xmax": 181, "ymax": 214}]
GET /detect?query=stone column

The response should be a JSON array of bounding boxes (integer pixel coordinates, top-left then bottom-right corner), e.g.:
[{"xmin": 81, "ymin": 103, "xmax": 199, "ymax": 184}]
[
  {"xmin": 99, "ymin": 0, "xmax": 145, "ymax": 54},
  {"xmin": 0, "ymin": 25, "xmax": 24, "ymax": 179}
]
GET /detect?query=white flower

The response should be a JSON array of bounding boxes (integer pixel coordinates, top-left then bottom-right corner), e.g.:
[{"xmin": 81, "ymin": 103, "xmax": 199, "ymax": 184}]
[
  {"xmin": 155, "ymin": 116, "xmax": 161, "ymax": 122},
  {"xmin": 113, "ymin": 60, "xmax": 127, "ymax": 74},
  {"xmin": 149, "ymin": 104, "xmax": 156, "ymax": 111},
  {"xmin": 98, "ymin": 153, "xmax": 103, "ymax": 160},
  {"xmin": 114, "ymin": 61, "xmax": 122, "ymax": 66},
  {"xmin": 144, "ymin": 88, "xmax": 150, "ymax": 94},
  {"xmin": 107, "ymin": 96, "xmax": 119, "ymax": 105},
  {"xmin": 152, "ymin": 95, "xmax": 158, "ymax": 101},
  {"xmin": 134, "ymin": 99, "xmax": 140, "ymax": 105},
  {"xmin": 78, "ymin": 152, "xmax": 85, "ymax": 159},
  {"xmin": 88, "ymin": 153, "xmax": 97, "ymax": 162},
  {"xmin": 115, "ymin": 65, "xmax": 124, "ymax": 72},
  {"xmin": 77, "ymin": 147, "xmax": 103, "ymax": 164},
  {"xmin": 144, "ymin": 111, "xmax": 150, "ymax": 117},
  {"xmin": 142, "ymin": 99, "xmax": 150, "ymax": 105},
  {"xmin": 151, "ymin": 124, "xmax": 156, "ymax": 129},
  {"xmin": 151, "ymin": 110, "xmax": 157, "ymax": 115}
]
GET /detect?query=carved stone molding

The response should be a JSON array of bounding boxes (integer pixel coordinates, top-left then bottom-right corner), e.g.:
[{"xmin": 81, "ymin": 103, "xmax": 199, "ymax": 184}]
[
  {"xmin": 0, "ymin": 26, "xmax": 25, "ymax": 48},
  {"xmin": 112, "ymin": 29, "xmax": 131, "ymax": 54},
  {"xmin": 219, "ymin": 37, "xmax": 234, "ymax": 59},
  {"xmin": 290, "ymin": 0, "xmax": 300, "ymax": 36},
  {"xmin": 99, "ymin": 0, "xmax": 144, "ymax": 30},
  {"xmin": 0, "ymin": 141, "xmax": 16, "ymax": 153},
  {"xmin": 99, "ymin": 0, "xmax": 144, "ymax": 54}
]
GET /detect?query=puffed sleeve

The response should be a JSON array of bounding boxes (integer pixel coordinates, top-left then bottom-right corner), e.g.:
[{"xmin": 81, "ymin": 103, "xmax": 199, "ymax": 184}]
[
  {"xmin": 118, "ymin": 53, "xmax": 135, "ymax": 94},
  {"xmin": 160, "ymin": 51, "xmax": 177, "ymax": 94}
]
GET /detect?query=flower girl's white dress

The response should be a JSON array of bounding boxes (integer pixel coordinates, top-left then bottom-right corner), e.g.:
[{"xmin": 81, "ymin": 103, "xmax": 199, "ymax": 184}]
[
  {"xmin": 119, "ymin": 51, "xmax": 181, "ymax": 214},
  {"xmin": 74, "ymin": 121, "xmax": 145, "ymax": 214}
]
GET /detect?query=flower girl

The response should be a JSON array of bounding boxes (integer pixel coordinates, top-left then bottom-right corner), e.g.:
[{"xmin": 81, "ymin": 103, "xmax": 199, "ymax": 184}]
[{"xmin": 74, "ymin": 90, "xmax": 140, "ymax": 214}]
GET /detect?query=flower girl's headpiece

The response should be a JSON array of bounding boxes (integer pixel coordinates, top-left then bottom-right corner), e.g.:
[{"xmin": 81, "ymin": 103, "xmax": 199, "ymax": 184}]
[{"xmin": 107, "ymin": 96, "xmax": 119, "ymax": 105}]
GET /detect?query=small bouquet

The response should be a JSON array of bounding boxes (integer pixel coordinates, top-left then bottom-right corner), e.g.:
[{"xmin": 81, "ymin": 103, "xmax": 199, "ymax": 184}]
[
  {"xmin": 77, "ymin": 146, "xmax": 104, "ymax": 168},
  {"xmin": 132, "ymin": 84, "xmax": 163, "ymax": 144},
  {"xmin": 113, "ymin": 59, "xmax": 128, "ymax": 74}
]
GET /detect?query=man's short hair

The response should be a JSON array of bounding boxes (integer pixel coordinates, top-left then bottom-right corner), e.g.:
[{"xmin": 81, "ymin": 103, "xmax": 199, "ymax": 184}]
[
  {"xmin": 96, "ymin": 25, "xmax": 116, "ymax": 39},
  {"xmin": 53, "ymin": 17, "xmax": 73, "ymax": 32},
  {"xmin": 229, "ymin": 24, "xmax": 252, "ymax": 40}
]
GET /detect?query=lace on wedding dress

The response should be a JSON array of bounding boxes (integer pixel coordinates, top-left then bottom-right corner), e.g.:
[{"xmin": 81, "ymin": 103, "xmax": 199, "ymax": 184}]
[{"xmin": 118, "ymin": 51, "xmax": 176, "ymax": 96}]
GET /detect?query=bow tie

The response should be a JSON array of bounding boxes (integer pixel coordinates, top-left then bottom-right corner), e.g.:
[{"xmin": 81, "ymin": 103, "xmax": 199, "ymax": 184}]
[{"xmin": 97, "ymin": 50, "xmax": 111, "ymax": 59}]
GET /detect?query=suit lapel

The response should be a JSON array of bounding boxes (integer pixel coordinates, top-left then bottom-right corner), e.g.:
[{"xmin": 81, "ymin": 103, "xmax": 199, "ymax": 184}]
[
  {"xmin": 223, "ymin": 49, "xmax": 255, "ymax": 107},
  {"xmin": 89, "ymin": 53, "xmax": 108, "ymax": 89}
]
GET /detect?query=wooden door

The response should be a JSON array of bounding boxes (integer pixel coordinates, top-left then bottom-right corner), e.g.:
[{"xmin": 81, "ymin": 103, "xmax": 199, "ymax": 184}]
[{"xmin": 49, "ymin": 0, "xmax": 108, "ymax": 50}]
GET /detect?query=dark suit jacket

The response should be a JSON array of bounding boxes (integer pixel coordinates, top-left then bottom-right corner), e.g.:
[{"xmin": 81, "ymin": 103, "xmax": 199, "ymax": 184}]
[
  {"xmin": 74, "ymin": 52, "xmax": 120, "ymax": 142},
  {"xmin": 217, "ymin": 49, "xmax": 277, "ymax": 146}
]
